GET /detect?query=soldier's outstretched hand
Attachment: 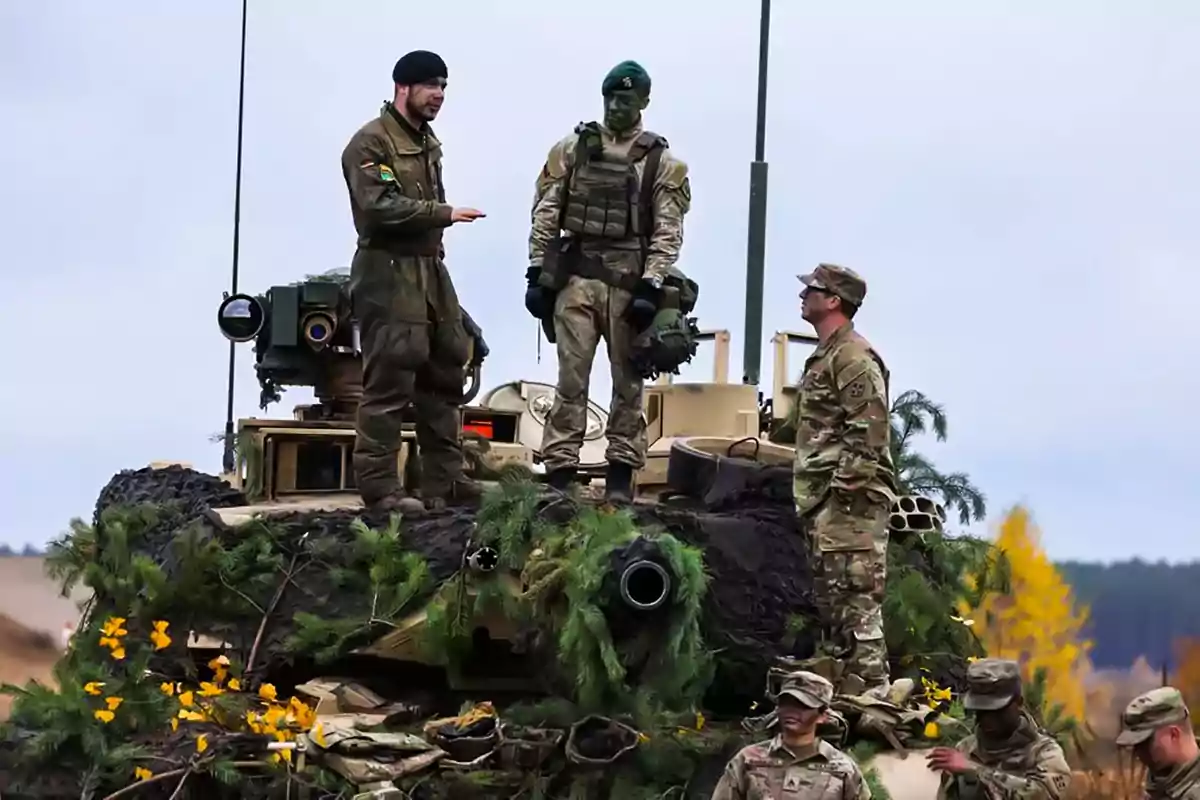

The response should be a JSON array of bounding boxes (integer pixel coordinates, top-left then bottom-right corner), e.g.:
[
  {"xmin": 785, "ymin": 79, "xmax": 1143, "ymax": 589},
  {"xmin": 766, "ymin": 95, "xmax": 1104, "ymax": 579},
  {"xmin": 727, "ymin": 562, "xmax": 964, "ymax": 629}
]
[
  {"xmin": 926, "ymin": 746, "xmax": 974, "ymax": 775},
  {"xmin": 451, "ymin": 207, "xmax": 486, "ymax": 223}
]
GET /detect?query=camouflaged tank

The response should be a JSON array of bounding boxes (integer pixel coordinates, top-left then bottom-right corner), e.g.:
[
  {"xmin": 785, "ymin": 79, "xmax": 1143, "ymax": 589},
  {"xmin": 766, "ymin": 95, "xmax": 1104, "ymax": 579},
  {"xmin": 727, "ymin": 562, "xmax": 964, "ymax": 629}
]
[{"xmin": 0, "ymin": 273, "xmax": 972, "ymax": 798}]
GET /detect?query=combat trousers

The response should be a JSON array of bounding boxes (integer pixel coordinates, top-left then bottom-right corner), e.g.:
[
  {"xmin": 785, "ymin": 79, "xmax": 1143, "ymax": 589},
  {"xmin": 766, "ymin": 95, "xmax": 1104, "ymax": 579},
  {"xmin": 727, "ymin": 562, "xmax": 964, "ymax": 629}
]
[
  {"xmin": 807, "ymin": 490, "xmax": 891, "ymax": 687},
  {"xmin": 350, "ymin": 249, "xmax": 471, "ymax": 503},
  {"xmin": 541, "ymin": 254, "xmax": 647, "ymax": 472}
]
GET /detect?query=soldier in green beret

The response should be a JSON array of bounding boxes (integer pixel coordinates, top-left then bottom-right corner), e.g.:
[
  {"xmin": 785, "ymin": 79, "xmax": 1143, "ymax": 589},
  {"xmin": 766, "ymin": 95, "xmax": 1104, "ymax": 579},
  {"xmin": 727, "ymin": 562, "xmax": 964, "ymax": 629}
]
[
  {"xmin": 525, "ymin": 60, "xmax": 692, "ymax": 501},
  {"xmin": 1117, "ymin": 687, "xmax": 1200, "ymax": 800}
]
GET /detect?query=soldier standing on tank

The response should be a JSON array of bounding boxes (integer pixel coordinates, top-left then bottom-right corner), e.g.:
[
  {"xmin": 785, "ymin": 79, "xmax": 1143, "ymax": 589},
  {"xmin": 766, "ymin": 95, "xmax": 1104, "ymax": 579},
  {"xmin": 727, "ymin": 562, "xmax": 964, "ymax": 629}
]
[
  {"xmin": 1116, "ymin": 687, "xmax": 1200, "ymax": 800},
  {"xmin": 711, "ymin": 670, "xmax": 871, "ymax": 800},
  {"xmin": 341, "ymin": 50, "xmax": 486, "ymax": 514},
  {"xmin": 928, "ymin": 658, "xmax": 1073, "ymax": 800},
  {"xmin": 793, "ymin": 263, "xmax": 897, "ymax": 692},
  {"xmin": 524, "ymin": 60, "xmax": 692, "ymax": 502}
]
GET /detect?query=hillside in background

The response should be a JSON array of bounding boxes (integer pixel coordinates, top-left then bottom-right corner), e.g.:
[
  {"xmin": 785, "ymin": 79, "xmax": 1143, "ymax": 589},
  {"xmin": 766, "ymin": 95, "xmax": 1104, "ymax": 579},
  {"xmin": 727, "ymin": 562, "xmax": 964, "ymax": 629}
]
[{"xmin": 1057, "ymin": 559, "xmax": 1200, "ymax": 670}]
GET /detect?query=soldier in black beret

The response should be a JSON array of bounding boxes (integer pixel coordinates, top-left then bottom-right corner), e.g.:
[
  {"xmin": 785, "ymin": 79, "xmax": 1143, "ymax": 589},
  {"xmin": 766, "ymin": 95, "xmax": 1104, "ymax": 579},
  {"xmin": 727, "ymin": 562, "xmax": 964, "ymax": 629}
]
[{"xmin": 338, "ymin": 51, "xmax": 486, "ymax": 514}]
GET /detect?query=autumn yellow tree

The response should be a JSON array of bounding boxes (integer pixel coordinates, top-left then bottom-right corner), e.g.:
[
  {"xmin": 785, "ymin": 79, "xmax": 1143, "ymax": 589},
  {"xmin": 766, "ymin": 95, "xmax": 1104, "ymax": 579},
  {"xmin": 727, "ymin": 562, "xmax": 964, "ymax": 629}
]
[
  {"xmin": 960, "ymin": 505, "xmax": 1094, "ymax": 724},
  {"xmin": 1171, "ymin": 637, "xmax": 1200, "ymax": 710}
]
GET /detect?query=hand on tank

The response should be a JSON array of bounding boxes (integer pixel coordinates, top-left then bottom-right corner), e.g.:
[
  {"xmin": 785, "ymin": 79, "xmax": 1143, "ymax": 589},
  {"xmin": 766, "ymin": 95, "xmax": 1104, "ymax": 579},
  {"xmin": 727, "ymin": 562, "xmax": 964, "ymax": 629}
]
[{"xmin": 450, "ymin": 207, "xmax": 486, "ymax": 223}]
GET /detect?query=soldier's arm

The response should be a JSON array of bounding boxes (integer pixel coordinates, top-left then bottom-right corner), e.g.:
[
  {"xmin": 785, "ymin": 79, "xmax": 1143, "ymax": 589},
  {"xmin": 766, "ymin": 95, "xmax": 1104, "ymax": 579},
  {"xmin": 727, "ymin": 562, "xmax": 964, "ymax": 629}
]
[
  {"xmin": 644, "ymin": 151, "xmax": 692, "ymax": 284},
  {"xmin": 708, "ymin": 752, "xmax": 747, "ymax": 800},
  {"xmin": 847, "ymin": 762, "xmax": 872, "ymax": 800},
  {"xmin": 829, "ymin": 351, "xmax": 891, "ymax": 495},
  {"xmin": 342, "ymin": 131, "xmax": 452, "ymax": 235},
  {"xmin": 528, "ymin": 134, "xmax": 576, "ymax": 268},
  {"xmin": 972, "ymin": 743, "xmax": 1073, "ymax": 800}
]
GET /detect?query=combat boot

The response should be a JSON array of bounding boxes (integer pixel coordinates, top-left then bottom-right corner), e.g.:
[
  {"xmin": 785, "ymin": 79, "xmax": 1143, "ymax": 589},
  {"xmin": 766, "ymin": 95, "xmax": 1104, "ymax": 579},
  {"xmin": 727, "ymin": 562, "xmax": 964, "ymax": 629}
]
[
  {"xmin": 423, "ymin": 478, "xmax": 485, "ymax": 511},
  {"xmin": 545, "ymin": 467, "xmax": 577, "ymax": 491},
  {"xmin": 604, "ymin": 462, "xmax": 634, "ymax": 503},
  {"xmin": 365, "ymin": 491, "xmax": 424, "ymax": 516}
]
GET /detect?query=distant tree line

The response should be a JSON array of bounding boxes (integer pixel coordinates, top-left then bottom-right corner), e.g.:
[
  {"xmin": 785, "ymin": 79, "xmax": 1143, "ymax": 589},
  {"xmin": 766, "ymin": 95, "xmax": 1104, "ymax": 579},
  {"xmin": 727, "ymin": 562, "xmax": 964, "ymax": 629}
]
[
  {"xmin": 0, "ymin": 544, "xmax": 46, "ymax": 556},
  {"xmin": 1057, "ymin": 559, "xmax": 1200, "ymax": 670}
]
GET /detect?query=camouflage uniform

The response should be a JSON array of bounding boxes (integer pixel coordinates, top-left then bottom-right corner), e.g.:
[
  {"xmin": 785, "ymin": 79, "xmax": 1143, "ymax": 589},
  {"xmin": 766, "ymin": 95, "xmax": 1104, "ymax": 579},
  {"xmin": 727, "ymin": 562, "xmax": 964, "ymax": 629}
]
[
  {"xmin": 528, "ymin": 61, "xmax": 691, "ymax": 496},
  {"xmin": 341, "ymin": 100, "xmax": 475, "ymax": 510},
  {"xmin": 936, "ymin": 659, "xmax": 1073, "ymax": 800},
  {"xmin": 1117, "ymin": 687, "xmax": 1200, "ymax": 800},
  {"xmin": 793, "ymin": 264, "xmax": 896, "ymax": 688},
  {"xmin": 712, "ymin": 671, "xmax": 870, "ymax": 800}
]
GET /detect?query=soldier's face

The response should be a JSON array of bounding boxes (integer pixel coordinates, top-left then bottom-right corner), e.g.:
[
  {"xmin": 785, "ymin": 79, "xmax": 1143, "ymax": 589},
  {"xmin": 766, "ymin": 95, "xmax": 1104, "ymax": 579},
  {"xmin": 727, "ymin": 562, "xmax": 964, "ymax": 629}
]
[
  {"xmin": 777, "ymin": 697, "xmax": 824, "ymax": 735},
  {"xmin": 603, "ymin": 89, "xmax": 646, "ymax": 132},
  {"xmin": 1136, "ymin": 725, "xmax": 1186, "ymax": 770},
  {"xmin": 402, "ymin": 78, "xmax": 446, "ymax": 121},
  {"xmin": 974, "ymin": 701, "xmax": 1021, "ymax": 739},
  {"xmin": 800, "ymin": 286, "xmax": 838, "ymax": 324}
]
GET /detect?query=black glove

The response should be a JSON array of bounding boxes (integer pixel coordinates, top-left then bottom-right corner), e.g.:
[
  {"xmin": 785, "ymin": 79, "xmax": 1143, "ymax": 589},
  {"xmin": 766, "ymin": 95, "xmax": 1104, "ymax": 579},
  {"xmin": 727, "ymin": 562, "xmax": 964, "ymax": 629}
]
[
  {"xmin": 525, "ymin": 266, "xmax": 552, "ymax": 319},
  {"xmin": 461, "ymin": 309, "xmax": 489, "ymax": 366},
  {"xmin": 628, "ymin": 279, "xmax": 662, "ymax": 332}
]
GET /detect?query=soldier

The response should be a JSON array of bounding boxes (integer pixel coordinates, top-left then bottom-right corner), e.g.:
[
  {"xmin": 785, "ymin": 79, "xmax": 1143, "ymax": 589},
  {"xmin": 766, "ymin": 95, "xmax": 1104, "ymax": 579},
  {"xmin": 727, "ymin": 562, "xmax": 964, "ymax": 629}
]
[
  {"xmin": 1116, "ymin": 687, "xmax": 1200, "ymax": 799},
  {"xmin": 525, "ymin": 59, "xmax": 692, "ymax": 502},
  {"xmin": 793, "ymin": 263, "xmax": 897, "ymax": 692},
  {"xmin": 341, "ymin": 50, "xmax": 486, "ymax": 514},
  {"xmin": 711, "ymin": 670, "xmax": 871, "ymax": 800},
  {"xmin": 928, "ymin": 658, "xmax": 1073, "ymax": 800}
]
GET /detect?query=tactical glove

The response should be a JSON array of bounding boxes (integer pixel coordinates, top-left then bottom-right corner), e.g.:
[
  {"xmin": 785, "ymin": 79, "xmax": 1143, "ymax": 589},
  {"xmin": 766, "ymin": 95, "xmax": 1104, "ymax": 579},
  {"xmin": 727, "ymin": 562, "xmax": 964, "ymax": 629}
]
[
  {"xmin": 461, "ymin": 309, "xmax": 489, "ymax": 366},
  {"xmin": 525, "ymin": 266, "xmax": 551, "ymax": 319}
]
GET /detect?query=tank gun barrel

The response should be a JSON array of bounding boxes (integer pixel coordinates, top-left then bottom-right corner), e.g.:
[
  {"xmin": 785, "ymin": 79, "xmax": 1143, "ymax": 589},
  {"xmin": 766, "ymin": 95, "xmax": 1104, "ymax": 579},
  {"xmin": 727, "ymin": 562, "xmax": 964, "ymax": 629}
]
[{"xmin": 618, "ymin": 559, "xmax": 672, "ymax": 611}]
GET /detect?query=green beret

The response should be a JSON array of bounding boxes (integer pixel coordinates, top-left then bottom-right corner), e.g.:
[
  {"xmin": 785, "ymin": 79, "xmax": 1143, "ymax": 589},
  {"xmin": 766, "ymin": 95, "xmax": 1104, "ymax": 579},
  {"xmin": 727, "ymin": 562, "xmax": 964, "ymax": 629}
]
[{"xmin": 602, "ymin": 60, "xmax": 651, "ymax": 97}]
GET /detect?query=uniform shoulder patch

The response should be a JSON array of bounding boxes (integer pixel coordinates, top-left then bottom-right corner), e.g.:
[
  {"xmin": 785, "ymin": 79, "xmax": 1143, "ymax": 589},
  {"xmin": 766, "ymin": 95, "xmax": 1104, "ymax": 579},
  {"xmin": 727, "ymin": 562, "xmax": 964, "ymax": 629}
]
[{"xmin": 378, "ymin": 164, "xmax": 395, "ymax": 182}]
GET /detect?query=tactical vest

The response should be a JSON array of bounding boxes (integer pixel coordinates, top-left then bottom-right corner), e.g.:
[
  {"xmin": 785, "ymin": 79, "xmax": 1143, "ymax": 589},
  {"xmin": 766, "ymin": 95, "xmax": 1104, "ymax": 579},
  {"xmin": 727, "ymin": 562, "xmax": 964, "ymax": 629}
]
[{"xmin": 559, "ymin": 121, "xmax": 666, "ymax": 243}]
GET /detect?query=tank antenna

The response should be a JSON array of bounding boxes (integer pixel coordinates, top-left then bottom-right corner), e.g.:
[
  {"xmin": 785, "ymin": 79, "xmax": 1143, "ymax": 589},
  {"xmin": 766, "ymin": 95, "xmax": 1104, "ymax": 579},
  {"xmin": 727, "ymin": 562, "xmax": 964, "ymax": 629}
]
[
  {"xmin": 740, "ymin": 0, "xmax": 771, "ymax": 386},
  {"xmin": 221, "ymin": 0, "xmax": 249, "ymax": 475}
]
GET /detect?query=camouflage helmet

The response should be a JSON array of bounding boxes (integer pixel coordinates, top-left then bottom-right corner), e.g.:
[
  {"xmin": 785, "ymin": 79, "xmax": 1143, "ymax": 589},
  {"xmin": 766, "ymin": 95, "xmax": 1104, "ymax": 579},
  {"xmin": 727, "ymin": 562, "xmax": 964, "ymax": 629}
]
[
  {"xmin": 1116, "ymin": 687, "xmax": 1190, "ymax": 746},
  {"xmin": 797, "ymin": 263, "xmax": 867, "ymax": 308},
  {"xmin": 629, "ymin": 268, "xmax": 700, "ymax": 381},
  {"xmin": 962, "ymin": 658, "xmax": 1023, "ymax": 711},
  {"xmin": 774, "ymin": 670, "xmax": 834, "ymax": 709}
]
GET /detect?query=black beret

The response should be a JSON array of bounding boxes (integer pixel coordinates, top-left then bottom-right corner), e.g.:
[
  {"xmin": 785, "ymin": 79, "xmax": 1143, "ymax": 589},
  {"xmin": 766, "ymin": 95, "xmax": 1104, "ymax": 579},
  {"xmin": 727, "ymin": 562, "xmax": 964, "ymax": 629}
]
[{"xmin": 392, "ymin": 50, "xmax": 448, "ymax": 85}]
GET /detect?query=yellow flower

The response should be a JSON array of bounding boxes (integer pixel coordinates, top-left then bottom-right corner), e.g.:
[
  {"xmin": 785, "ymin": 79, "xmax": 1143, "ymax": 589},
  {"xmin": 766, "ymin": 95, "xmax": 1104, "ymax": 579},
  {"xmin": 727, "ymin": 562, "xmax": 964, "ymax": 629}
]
[
  {"xmin": 178, "ymin": 690, "xmax": 194, "ymax": 708},
  {"xmin": 227, "ymin": 678, "xmax": 241, "ymax": 691},
  {"xmin": 258, "ymin": 683, "xmax": 277, "ymax": 702},
  {"xmin": 153, "ymin": 620, "xmax": 170, "ymax": 634},
  {"xmin": 150, "ymin": 630, "xmax": 172, "ymax": 650},
  {"xmin": 695, "ymin": 711, "xmax": 706, "ymax": 731},
  {"xmin": 178, "ymin": 709, "xmax": 206, "ymax": 722},
  {"xmin": 101, "ymin": 617, "xmax": 128, "ymax": 637},
  {"xmin": 134, "ymin": 766, "xmax": 153, "ymax": 781},
  {"xmin": 83, "ymin": 681, "xmax": 104, "ymax": 696},
  {"xmin": 931, "ymin": 686, "xmax": 952, "ymax": 702},
  {"xmin": 110, "ymin": 646, "xmax": 126, "ymax": 661},
  {"xmin": 170, "ymin": 717, "xmax": 179, "ymax": 731},
  {"xmin": 98, "ymin": 636, "xmax": 121, "ymax": 649},
  {"xmin": 311, "ymin": 722, "xmax": 327, "ymax": 747},
  {"xmin": 105, "ymin": 696, "xmax": 123, "ymax": 711},
  {"xmin": 924, "ymin": 721, "xmax": 940, "ymax": 739},
  {"xmin": 196, "ymin": 733, "xmax": 209, "ymax": 753},
  {"xmin": 94, "ymin": 709, "xmax": 115, "ymax": 723},
  {"xmin": 197, "ymin": 682, "xmax": 224, "ymax": 697},
  {"xmin": 160, "ymin": 682, "xmax": 176, "ymax": 696}
]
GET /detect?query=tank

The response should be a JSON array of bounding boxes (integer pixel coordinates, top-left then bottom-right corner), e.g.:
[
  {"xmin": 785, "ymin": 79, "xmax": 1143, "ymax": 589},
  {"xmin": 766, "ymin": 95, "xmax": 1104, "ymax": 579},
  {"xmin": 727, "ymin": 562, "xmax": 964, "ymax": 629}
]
[{"xmin": 0, "ymin": 273, "xmax": 971, "ymax": 799}]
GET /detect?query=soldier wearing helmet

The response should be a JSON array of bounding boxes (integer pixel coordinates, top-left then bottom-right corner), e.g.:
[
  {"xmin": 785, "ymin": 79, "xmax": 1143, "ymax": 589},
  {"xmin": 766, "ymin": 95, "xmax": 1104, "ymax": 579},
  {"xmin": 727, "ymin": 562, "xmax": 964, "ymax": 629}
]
[
  {"xmin": 1117, "ymin": 686, "xmax": 1200, "ymax": 800},
  {"xmin": 927, "ymin": 658, "xmax": 1072, "ymax": 800},
  {"xmin": 711, "ymin": 670, "xmax": 869, "ymax": 800},
  {"xmin": 792, "ymin": 263, "xmax": 897, "ymax": 692}
]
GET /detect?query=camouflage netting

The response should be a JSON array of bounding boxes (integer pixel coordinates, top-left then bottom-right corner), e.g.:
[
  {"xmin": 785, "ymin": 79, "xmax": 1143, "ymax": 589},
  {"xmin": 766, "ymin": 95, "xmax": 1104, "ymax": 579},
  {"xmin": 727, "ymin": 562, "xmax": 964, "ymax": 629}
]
[{"xmin": 0, "ymin": 465, "xmax": 998, "ymax": 799}]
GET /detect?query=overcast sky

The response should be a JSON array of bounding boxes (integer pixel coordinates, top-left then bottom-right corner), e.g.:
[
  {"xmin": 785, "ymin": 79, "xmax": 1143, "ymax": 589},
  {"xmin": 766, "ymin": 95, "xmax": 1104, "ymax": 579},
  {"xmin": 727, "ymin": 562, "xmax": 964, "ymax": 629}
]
[{"xmin": 2, "ymin": 2, "xmax": 1196, "ymax": 562}]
